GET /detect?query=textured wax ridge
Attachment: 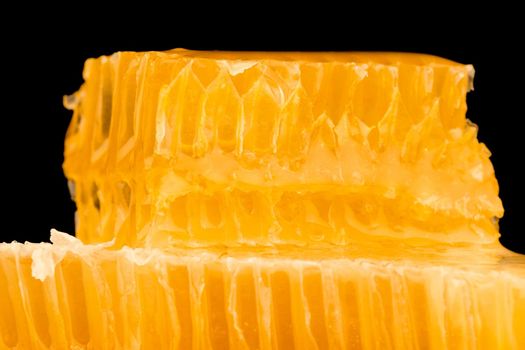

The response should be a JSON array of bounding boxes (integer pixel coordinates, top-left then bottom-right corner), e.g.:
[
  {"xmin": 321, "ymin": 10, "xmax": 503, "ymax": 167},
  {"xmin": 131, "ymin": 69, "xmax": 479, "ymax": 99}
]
[
  {"xmin": 63, "ymin": 50, "xmax": 502, "ymax": 247},
  {"xmin": 1, "ymin": 231, "xmax": 524, "ymax": 350}
]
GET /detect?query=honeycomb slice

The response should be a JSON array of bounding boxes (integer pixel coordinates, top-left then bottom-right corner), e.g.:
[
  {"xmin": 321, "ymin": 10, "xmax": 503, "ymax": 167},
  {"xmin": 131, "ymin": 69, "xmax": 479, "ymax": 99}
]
[
  {"xmin": 1, "ymin": 230, "xmax": 524, "ymax": 349},
  {"xmin": 64, "ymin": 50, "xmax": 501, "ymax": 247}
]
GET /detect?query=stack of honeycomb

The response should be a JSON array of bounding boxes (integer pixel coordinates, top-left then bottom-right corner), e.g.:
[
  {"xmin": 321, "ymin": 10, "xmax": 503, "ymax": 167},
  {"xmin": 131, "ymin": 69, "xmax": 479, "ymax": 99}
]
[{"xmin": 1, "ymin": 50, "xmax": 524, "ymax": 349}]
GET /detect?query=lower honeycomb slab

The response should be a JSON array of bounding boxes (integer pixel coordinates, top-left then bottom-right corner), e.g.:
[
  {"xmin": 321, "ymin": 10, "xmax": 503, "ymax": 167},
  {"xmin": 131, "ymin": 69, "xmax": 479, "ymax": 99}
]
[{"xmin": 1, "ymin": 231, "xmax": 524, "ymax": 349}]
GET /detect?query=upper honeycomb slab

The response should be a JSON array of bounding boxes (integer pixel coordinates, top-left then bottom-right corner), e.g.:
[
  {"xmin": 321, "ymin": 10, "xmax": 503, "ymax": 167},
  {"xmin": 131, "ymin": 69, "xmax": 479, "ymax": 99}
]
[{"xmin": 63, "ymin": 50, "xmax": 501, "ymax": 247}]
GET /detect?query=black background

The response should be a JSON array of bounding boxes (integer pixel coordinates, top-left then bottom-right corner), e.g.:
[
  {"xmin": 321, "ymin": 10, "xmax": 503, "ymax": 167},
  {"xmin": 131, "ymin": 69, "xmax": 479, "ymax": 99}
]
[{"xmin": 1, "ymin": 18, "xmax": 523, "ymax": 253}]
